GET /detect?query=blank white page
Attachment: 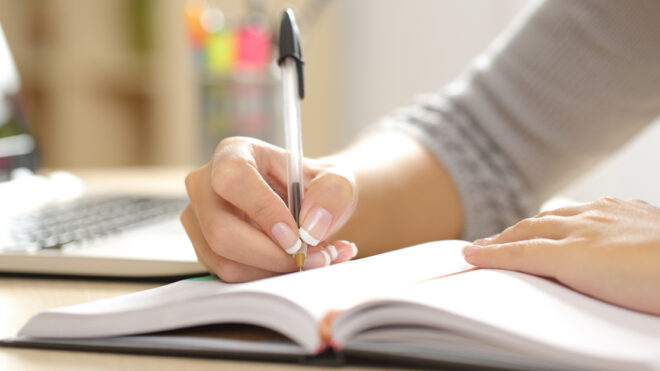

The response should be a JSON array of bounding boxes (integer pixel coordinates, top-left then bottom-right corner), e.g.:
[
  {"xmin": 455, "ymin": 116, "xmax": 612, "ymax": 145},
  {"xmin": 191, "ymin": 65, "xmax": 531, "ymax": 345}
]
[
  {"xmin": 383, "ymin": 269, "xmax": 660, "ymax": 369},
  {"xmin": 236, "ymin": 240, "xmax": 474, "ymax": 321}
]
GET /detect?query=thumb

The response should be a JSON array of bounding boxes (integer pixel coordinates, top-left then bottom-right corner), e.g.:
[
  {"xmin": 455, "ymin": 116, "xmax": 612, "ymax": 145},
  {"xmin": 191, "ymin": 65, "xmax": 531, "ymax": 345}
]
[{"xmin": 298, "ymin": 168, "xmax": 357, "ymax": 246}]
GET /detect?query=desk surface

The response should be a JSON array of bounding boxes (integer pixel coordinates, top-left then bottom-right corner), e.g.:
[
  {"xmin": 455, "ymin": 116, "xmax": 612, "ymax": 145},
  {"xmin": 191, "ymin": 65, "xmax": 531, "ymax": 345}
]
[{"xmin": 0, "ymin": 168, "xmax": 405, "ymax": 371}]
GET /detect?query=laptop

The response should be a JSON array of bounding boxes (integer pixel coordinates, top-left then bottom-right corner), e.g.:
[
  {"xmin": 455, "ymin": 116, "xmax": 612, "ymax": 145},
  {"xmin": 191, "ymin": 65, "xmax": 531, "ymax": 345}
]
[{"xmin": 0, "ymin": 23, "xmax": 204, "ymax": 278}]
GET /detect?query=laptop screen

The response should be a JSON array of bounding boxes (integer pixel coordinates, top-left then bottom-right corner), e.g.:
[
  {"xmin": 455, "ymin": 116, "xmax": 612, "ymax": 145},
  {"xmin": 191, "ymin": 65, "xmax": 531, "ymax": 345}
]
[{"xmin": 0, "ymin": 22, "xmax": 37, "ymax": 181}]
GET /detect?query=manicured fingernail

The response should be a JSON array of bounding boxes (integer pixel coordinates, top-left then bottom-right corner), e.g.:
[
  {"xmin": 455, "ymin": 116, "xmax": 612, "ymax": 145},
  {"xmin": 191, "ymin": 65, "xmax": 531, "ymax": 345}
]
[
  {"xmin": 463, "ymin": 245, "xmax": 481, "ymax": 258},
  {"xmin": 300, "ymin": 207, "xmax": 333, "ymax": 246},
  {"xmin": 325, "ymin": 245, "xmax": 338, "ymax": 261},
  {"xmin": 329, "ymin": 242, "xmax": 358, "ymax": 263},
  {"xmin": 305, "ymin": 250, "xmax": 331, "ymax": 269},
  {"xmin": 272, "ymin": 222, "xmax": 301, "ymax": 254},
  {"xmin": 350, "ymin": 242, "xmax": 358, "ymax": 258}
]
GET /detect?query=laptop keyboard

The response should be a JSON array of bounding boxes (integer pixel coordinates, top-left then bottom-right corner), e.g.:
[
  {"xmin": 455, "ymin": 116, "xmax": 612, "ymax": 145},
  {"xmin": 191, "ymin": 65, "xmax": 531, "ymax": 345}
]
[{"xmin": 6, "ymin": 195, "xmax": 188, "ymax": 253}]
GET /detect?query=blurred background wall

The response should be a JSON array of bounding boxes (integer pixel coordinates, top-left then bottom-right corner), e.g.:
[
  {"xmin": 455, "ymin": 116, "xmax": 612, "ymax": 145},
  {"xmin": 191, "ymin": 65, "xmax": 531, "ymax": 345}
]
[
  {"xmin": 1, "ymin": 0, "xmax": 659, "ymax": 205},
  {"xmin": 0, "ymin": 0, "xmax": 527, "ymax": 167},
  {"xmin": 0, "ymin": 0, "xmax": 196, "ymax": 167}
]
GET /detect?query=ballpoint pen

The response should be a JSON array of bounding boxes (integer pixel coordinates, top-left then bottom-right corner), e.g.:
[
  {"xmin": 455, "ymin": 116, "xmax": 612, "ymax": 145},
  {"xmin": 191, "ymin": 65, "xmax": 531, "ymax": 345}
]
[{"xmin": 278, "ymin": 9, "xmax": 307, "ymax": 272}]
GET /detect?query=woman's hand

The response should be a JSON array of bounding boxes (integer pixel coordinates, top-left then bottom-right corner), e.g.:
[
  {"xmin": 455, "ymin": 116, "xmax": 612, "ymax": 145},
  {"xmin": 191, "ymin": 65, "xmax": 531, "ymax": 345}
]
[
  {"xmin": 463, "ymin": 197, "xmax": 660, "ymax": 316},
  {"xmin": 181, "ymin": 137, "xmax": 358, "ymax": 282}
]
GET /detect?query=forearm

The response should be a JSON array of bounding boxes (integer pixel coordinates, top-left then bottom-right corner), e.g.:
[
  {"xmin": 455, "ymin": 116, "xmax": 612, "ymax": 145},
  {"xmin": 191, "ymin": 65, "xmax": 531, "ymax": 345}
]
[{"xmin": 327, "ymin": 132, "xmax": 463, "ymax": 257}]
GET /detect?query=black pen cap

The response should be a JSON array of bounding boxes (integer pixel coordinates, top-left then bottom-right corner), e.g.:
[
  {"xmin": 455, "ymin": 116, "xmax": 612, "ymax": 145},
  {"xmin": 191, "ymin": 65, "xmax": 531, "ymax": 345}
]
[{"xmin": 278, "ymin": 8, "xmax": 305, "ymax": 99}]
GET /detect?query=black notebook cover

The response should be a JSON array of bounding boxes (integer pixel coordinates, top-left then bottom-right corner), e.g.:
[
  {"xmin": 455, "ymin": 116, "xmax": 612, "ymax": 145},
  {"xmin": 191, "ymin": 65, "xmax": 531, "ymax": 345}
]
[{"xmin": 0, "ymin": 324, "xmax": 569, "ymax": 371}]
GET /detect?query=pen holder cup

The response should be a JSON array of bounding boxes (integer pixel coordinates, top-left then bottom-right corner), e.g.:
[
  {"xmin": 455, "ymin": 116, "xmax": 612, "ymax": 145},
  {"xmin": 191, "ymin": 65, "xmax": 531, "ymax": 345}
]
[{"xmin": 198, "ymin": 70, "xmax": 281, "ymax": 161}]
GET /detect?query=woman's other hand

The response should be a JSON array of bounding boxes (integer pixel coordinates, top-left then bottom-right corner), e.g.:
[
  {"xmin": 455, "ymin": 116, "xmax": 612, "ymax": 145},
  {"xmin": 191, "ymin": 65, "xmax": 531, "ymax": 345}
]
[{"xmin": 464, "ymin": 197, "xmax": 660, "ymax": 316}]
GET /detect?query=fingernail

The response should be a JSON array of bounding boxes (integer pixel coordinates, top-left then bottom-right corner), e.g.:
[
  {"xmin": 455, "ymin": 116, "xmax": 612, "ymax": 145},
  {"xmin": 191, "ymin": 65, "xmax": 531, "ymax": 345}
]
[
  {"xmin": 463, "ymin": 245, "xmax": 481, "ymax": 258},
  {"xmin": 350, "ymin": 242, "xmax": 358, "ymax": 258},
  {"xmin": 330, "ymin": 242, "xmax": 358, "ymax": 263},
  {"xmin": 300, "ymin": 207, "xmax": 333, "ymax": 246},
  {"xmin": 305, "ymin": 250, "xmax": 331, "ymax": 269},
  {"xmin": 325, "ymin": 244, "xmax": 338, "ymax": 261},
  {"xmin": 272, "ymin": 222, "xmax": 302, "ymax": 255}
]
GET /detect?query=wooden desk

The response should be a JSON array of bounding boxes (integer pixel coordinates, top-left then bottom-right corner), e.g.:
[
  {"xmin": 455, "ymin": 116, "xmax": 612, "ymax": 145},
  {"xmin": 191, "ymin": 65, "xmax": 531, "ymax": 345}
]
[{"xmin": 0, "ymin": 168, "xmax": 405, "ymax": 371}]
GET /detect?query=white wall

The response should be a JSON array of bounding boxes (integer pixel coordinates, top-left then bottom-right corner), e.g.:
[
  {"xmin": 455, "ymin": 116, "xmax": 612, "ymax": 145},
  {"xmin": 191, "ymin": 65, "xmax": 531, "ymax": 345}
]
[
  {"xmin": 561, "ymin": 120, "xmax": 660, "ymax": 205},
  {"xmin": 335, "ymin": 0, "xmax": 528, "ymax": 144}
]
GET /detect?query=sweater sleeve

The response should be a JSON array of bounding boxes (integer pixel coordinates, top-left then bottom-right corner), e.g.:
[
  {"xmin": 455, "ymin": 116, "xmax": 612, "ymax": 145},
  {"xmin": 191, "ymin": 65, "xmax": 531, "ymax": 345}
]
[{"xmin": 371, "ymin": 0, "xmax": 660, "ymax": 240}]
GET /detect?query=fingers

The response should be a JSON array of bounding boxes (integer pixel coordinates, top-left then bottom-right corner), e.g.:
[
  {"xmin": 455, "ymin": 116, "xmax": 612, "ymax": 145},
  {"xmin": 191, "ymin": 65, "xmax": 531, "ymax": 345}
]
[
  {"xmin": 489, "ymin": 201, "xmax": 595, "ymax": 244},
  {"xmin": 180, "ymin": 205, "xmax": 213, "ymax": 272},
  {"xmin": 186, "ymin": 164, "xmax": 296, "ymax": 272},
  {"xmin": 466, "ymin": 206, "xmax": 577, "ymax": 279},
  {"xmin": 466, "ymin": 203, "xmax": 587, "ymax": 279},
  {"xmin": 181, "ymin": 204, "xmax": 279, "ymax": 282},
  {"xmin": 183, "ymin": 205, "xmax": 358, "ymax": 281},
  {"xmin": 183, "ymin": 137, "xmax": 360, "ymax": 283},
  {"xmin": 463, "ymin": 239, "xmax": 563, "ymax": 278},
  {"xmin": 210, "ymin": 140, "xmax": 302, "ymax": 255},
  {"xmin": 299, "ymin": 169, "xmax": 357, "ymax": 246},
  {"xmin": 204, "ymin": 211, "xmax": 298, "ymax": 272},
  {"xmin": 535, "ymin": 202, "xmax": 590, "ymax": 218},
  {"xmin": 464, "ymin": 197, "xmax": 660, "ymax": 286},
  {"xmin": 305, "ymin": 241, "xmax": 359, "ymax": 270},
  {"xmin": 477, "ymin": 199, "xmax": 616, "ymax": 246},
  {"xmin": 476, "ymin": 215, "xmax": 572, "ymax": 245}
]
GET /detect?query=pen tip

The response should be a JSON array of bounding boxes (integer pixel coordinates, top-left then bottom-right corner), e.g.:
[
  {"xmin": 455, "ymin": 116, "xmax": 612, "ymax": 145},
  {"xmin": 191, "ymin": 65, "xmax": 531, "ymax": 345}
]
[{"xmin": 295, "ymin": 252, "xmax": 305, "ymax": 272}]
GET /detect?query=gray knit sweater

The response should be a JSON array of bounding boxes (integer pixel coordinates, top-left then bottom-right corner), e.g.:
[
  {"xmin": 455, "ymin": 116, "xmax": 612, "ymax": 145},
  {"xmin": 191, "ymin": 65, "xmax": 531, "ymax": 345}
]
[{"xmin": 375, "ymin": 0, "xmax": 660, "ymax": 240}]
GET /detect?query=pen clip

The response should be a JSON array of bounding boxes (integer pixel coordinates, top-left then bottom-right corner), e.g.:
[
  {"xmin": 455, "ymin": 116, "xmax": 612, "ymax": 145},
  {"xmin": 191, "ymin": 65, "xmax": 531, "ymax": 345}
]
[{"xmin": 277, "ymin": 8, "xmax": 305, "ymax": 100}]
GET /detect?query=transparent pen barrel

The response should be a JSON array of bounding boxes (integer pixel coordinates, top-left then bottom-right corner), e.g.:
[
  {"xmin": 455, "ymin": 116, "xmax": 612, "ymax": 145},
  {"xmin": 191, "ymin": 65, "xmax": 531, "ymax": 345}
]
[{"xmin": 281, "ymin": 58, "xmax": 304, "ymax": 225}]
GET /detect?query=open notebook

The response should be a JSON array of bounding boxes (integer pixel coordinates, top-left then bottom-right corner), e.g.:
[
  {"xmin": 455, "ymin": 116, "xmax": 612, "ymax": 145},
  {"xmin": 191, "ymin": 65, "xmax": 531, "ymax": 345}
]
[{"xmin": 4, "ymin": 240, "xmax": 660, "ymax": 370}]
